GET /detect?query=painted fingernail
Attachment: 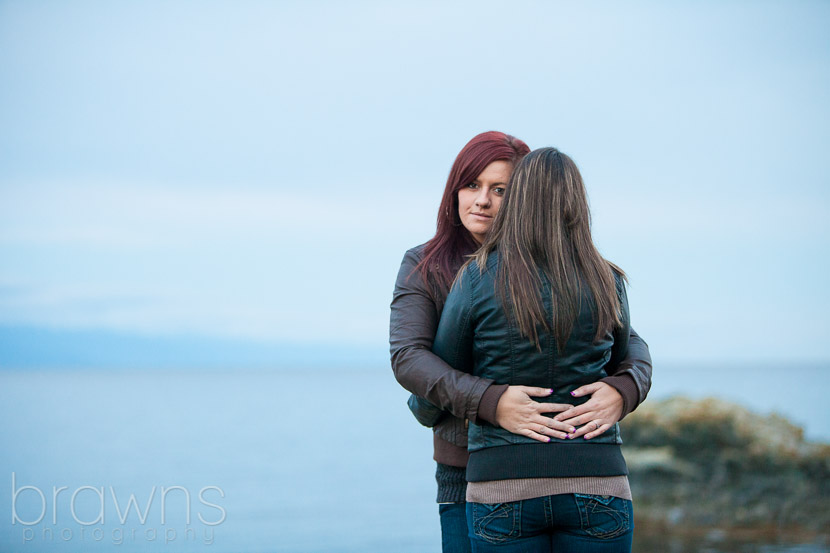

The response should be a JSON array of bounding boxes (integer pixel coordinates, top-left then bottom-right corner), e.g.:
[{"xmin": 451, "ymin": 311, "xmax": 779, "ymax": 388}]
[
  {"xmin": 547, "ymin": 437, "xmax": 551, "ymax": 442},
  {"xmin": 584, "ymin": 436, "xmax": 591, "ymax": 440},
  {"xmin": 570, "ymin": 428, "xmax": 576, "ymax": 433},
  {"xmin": 549, "ymin": 389, "xmax": 554, "ymax": 394},
  {"xmin": 570, "ymin": 391, "xmax": 575, "ymax": 396},
  {"xmin": 566, "ymin": 434, "xmax": 571, "ymax": 439}
]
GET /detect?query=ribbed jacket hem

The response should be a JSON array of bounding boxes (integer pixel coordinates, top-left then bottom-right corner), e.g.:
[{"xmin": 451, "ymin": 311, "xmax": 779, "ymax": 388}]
[
  {"xmin": 466, "ymin": 443, "xmax": 628, "ymax": 482},
  {"xmin": 433, "ymin": 434, "xmax": 469, "ymax": 467}
]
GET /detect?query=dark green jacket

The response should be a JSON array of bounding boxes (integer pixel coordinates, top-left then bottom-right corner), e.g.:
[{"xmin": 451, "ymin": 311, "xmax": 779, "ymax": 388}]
[{"xmin": 433, "ymin": 251, "xmax": 630, "ymax": 481}]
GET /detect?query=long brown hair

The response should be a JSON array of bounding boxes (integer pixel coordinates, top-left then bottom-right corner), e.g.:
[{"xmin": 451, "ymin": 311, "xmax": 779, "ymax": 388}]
[
  {"xmin": 416, "ymin": 131, "xmax": 530, "ymax": 296},
  {"xmin": 474, "ymin": 147, "xmax": 625, "ymax": 349}
]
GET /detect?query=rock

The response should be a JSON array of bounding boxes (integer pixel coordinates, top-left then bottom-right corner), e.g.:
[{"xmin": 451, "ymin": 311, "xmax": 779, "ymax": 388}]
[{"xmin": 620, "ymin": 396, "xmax": 830, "ymax": 532}]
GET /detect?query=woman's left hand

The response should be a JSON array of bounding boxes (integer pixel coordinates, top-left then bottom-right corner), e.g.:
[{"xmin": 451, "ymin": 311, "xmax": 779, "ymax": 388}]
[{"xmin": 552, "ymin": 382, "xmax": 623, "ymax": 440}]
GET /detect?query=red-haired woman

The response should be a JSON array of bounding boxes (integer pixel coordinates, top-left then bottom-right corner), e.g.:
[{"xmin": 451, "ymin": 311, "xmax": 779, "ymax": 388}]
[{"xmin": 389, "ymin": 133, "xmax": 652, "ymax": 553}]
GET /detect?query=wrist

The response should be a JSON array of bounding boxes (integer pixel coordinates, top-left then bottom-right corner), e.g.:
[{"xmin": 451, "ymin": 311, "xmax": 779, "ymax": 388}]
[
  {"xmin": 600, "ymin": 374, "xmax": 636, "ymax": 420},
  {"xmin": 476, "ymin": 384, "xmax": 509, "ymax": 426}
]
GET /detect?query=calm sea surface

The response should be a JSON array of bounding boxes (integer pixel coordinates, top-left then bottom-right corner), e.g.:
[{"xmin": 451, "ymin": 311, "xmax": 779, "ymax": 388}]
[{"xmin": 1, "ymin": 364, "xmax": 828, "ymax": 552}]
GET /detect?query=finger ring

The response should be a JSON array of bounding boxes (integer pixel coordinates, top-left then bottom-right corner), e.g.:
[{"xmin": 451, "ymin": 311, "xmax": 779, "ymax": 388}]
[
  {"xmin": 594, "ymin": 422, "xmax": 599, "ymax": 430},
  {"xmin": 540, "ymin": 425, "xmax": 547, "ymax": 433}
]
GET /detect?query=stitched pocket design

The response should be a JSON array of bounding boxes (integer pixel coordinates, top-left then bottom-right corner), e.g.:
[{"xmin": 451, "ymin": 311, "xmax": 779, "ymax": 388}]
[
  {"xmin": 472, "ymin": 502, "xmax": 522, "ymax": 544},
  {"xmin": 573, "ymin": 494, "xmax": 631, "ymax": 540}
]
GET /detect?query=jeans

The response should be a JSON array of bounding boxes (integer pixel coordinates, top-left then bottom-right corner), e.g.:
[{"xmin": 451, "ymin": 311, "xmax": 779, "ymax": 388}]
[
  {"xmin": 466, "ymin": 494, "xmax": 633, "ymax": 553},
  {"xmin": 440, "ymin": 503, "xmax": 473, "ymax": 553}
]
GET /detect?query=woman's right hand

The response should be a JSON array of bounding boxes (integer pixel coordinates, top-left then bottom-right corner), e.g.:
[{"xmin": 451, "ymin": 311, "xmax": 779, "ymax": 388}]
[{"xmin": 494, "ymin": 386, "xmax": 576, "ymax": 443}]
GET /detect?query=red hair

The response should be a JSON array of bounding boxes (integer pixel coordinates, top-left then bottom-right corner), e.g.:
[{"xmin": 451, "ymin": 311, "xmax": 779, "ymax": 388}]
[{"xmin": 416, "ymin": 131, "xmax": 530, "ymax": 296}]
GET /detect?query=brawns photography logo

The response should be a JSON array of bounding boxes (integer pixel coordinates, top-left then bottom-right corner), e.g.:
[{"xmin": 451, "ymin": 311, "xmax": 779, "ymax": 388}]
[{"xmin": 10, "ymin": 473, "xmax": 226, "ymax": 546}]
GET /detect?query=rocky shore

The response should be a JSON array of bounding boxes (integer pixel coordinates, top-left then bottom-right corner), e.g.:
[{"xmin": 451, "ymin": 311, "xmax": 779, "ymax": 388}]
[{"xmin": 620, "ymin": 396, "xmax": 830, "ymax": 533}]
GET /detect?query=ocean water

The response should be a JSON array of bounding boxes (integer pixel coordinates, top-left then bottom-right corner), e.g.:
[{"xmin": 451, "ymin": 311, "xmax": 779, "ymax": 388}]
[
  {"xmin": 0, "ymin": 365, "xmax": 828, "ymax": 553},
  {"xmin": 650, "ymin": 361, "xmax": 830, "ymax": 442}
]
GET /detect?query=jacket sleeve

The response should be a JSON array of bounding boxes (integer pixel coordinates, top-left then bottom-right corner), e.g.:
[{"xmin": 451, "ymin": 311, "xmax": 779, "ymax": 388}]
[
  {"xmin": 432, "ymin": 268, "xmax": 475, "ymax": 375},
  {"xmin": 390, "ymin": 249, "xmax": 494, "ymax": 423},
  {"xmin": 600, "ymin": 276, "xmax": 653, "ymax": 419}
]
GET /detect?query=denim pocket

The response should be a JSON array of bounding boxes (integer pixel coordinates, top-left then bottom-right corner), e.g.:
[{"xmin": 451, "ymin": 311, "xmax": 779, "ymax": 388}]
[
  {"xmin": 573, "ymin": 494, "xmax": 631, "ymax": 540},
  {"xmin": 471, "ymin": 502, "xmax": 522, "ymax": 544}
]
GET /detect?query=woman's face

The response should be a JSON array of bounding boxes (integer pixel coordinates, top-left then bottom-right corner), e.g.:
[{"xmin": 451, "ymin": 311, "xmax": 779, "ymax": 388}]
[{"xmin": 457, "ymin": 160, "xmax": 512, "ymax": 244}]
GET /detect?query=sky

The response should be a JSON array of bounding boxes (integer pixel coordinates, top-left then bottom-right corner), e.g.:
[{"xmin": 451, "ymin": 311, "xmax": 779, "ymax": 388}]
[{"xmin": 1, "ymin": 0, "xmax": 829, "ymax": 368}]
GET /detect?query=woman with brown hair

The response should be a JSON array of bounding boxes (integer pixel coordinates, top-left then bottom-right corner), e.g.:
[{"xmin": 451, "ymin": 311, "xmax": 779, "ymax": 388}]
[
  {"xmin": 433, "ymin": 147, "xmax": 639, "ymax": 552},
  {"xmin": 390, "ymin": 135, "xmax": 651, "ymax": 552}
]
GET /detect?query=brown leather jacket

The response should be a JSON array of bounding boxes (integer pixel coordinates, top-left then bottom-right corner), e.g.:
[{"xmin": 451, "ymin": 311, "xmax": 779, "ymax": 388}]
[{"xmin": 389, "ymin": 244, "xmax": 653, "ymax": 466}]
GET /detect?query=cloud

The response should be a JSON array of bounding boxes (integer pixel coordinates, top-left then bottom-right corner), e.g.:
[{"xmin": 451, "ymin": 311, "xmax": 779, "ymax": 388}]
[
  {"xmin": 0, "ymin": 179, "xmax": 431, "ymax": 345},
  {"xmin": 0, "ymin": 179, "xmax": 437, "ymax": 249}
]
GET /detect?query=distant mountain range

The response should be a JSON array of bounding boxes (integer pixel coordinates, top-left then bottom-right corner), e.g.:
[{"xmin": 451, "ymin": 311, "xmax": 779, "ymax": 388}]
[{"xmin": 0, "ymin": 325, "xmax": 387, "ymax": 370}]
